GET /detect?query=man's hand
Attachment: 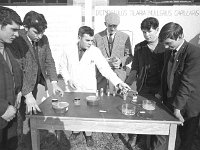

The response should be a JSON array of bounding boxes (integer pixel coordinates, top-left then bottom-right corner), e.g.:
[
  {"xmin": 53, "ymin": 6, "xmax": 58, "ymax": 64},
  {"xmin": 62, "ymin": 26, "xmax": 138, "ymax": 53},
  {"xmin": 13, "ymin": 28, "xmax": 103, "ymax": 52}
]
[
  {"xmin": 112, "ymin": 57, "xmax": 122, "ymax": 69},
  {"xmin": 174, "ymin": 109, "xmax": 184, "ymax": 125},
  {"xmin": 1, "ymin": 105, "xmax": 16, "ymax": 122},
  {"xmin": 15, "ymin": 92, "xmax": 22, "ymax": 109},
  {"xmin": 107, "ymin": 57, "xmax": 122, "ymax": 69},
  {"xmin": 52, "ymin": 81, "xmax": 64, "ymax": 97},
  {"xmin": 68, "ymin": 80, "xmax": 77, "ymax": 90},
  {"xmin": 116, "ymin": 82, "xmax": 131, "ymax": 95},
  {"xmin": 25, "ymin": 92, "xmax": 41, "ymax": 115}
]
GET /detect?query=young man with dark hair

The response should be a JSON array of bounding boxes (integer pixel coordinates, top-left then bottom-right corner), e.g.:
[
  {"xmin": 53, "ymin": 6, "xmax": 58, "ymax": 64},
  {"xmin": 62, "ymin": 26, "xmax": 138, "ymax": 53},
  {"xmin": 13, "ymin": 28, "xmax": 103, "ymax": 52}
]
[
  {"xmin": 125, "ymin": 17, "xmax": 165, "ymax": 149},
  {"xmin": 0, "ymin": 6, "xmax": 23, "ymax": 149},
  {"xmin": 10, "ymin": 10, "xmax": 64, "ymax": 149},
  {"xmin": 157, "ymin": 22, "xmax": 200, "ymax": 150},
  {"xmin": 60, "ymin": 26, "xmax": 130, "ymax": 147}
]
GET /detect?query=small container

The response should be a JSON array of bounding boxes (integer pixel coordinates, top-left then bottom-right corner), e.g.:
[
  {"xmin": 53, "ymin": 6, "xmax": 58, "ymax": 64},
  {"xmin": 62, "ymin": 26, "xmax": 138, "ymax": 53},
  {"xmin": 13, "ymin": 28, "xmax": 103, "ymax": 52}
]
[
  {"xmin": 100, "ymin": 88, "xmax": 104, "ymax": 96},
  {"xmin": 122, "ymin": 103, "xmax": 136, "ymax": 115},
  {"xmin": 132, "ymin": 95, "xmax": 137, "ymax": 102},
  {"xmin": 74, "ymin": 98, "xmax": 80, "ymax": 106},
  {"xmin": 107, "ymin": 90, "xmax": 110, "ymax": 96},
  {"xmin": 123, "ymin": 93, "xmax": 128, "ymax": 100},
  {"xmin": 52, "ymin": 102, "xmax": 69, "ymax": 114},
  {"xmin": 86, "ymin": 96, "xmax": 99, "ymax": 106},
  {"xmin": 142, "ymin": 100, "xmax": 156, "ymax": 110},
  {"xmin": 96, "ymin": 90, "xmax": 99, "ymax": 97}
]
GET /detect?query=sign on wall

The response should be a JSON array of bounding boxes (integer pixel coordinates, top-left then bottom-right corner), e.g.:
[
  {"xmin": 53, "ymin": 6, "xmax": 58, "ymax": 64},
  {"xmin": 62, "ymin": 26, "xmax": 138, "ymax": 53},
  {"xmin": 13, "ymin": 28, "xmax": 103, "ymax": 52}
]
[
  {"xmin": 95, "ymin": 6, "xmax": 200, "ymax": 52},
  {"xmin": 7, "ymin": 6, "xmax": 82, "ymax": 72}
]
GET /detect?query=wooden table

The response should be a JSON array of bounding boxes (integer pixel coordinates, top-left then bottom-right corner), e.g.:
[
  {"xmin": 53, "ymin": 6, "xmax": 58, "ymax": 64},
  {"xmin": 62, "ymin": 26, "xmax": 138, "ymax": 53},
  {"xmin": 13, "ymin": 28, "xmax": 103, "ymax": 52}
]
[{"xmin": 28, "ymin": 92, "xmax": 181, "ymax": 150}]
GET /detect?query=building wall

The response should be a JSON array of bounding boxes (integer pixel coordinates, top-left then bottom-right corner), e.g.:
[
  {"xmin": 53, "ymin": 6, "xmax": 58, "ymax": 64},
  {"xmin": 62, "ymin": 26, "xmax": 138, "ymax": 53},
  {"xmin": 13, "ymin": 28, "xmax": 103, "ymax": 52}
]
[{"xmin": 109, "ymin": 0, "xmax": 126, "ymax": 5}]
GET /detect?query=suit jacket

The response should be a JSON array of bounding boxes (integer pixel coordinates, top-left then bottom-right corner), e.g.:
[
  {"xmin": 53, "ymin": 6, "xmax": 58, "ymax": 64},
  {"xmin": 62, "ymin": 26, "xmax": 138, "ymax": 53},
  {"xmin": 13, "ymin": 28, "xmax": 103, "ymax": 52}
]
[
  {"xmin": 11, "ymin": 29, "xmax": 58, "ymax": 96},
  {"xmin": 126, "ymin": 40, "xmax": 165, "ymax": 92},
  {"xmin": 94, "ymin": 29, "xmax": 132, "ymax": 90},
  {"xmin": 0, "ymin": 45, "xmax": 22, "ymax": 129},
  {"xmin": 161, "ymin": 40, "xmax": 200, "ymax": 118}
]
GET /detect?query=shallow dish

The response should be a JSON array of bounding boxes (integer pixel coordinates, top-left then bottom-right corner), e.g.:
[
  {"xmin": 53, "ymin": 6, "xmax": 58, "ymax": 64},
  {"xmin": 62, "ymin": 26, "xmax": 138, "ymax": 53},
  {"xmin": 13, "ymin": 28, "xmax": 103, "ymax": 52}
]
[
  {"xmin": 52, "ymin": 102, "xmax": 69, "ymax": 114},
  {"xmin": 142, "ymin": 100, "xmax": 156, "ymax": 110},
  {"xmin": 86, "ymin": 96, "xmax": 100, "ymax": 106}
]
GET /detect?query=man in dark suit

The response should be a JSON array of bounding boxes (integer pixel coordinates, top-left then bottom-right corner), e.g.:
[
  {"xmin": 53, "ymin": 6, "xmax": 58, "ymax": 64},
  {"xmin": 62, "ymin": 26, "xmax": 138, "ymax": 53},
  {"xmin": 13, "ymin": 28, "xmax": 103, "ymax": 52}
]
[
  {"xmin": 0, "ymin": 6, "xmax": 23, "ymax": 149},
  {"xmin": 156, "ymin": 22, "xmax": 200, "ymax": 150},
  {"xmin": 11, "ymin": 11, "xmax": 64, "ymax": 149},
  {"xmin": 125, "ymin": 17, "xmax": 165, "ymax": 150},
  {"xmin": 94, "ymin": 12, "xmax": 132, "ymax": 94}
]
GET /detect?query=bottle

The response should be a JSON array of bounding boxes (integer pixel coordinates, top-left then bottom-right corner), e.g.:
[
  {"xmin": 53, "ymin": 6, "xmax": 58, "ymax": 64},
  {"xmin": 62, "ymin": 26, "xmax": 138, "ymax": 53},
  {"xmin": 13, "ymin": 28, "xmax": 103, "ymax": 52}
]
[
  {"xmin": 96, "ymin": 90, "xmax": 99, "ymax": 97},
  {"xmin": 100, "ymin": 88, "xmax": 104, "ymax": 97}
]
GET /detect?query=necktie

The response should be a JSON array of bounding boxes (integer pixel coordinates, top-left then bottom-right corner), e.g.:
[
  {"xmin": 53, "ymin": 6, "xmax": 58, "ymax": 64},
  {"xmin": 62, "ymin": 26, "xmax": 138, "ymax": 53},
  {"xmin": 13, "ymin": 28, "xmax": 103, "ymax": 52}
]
[
  {"xmin": 108, "ymin": 34, "xmax": 113, "ymax": 53},
  {"xmin": 169, "ymin": 50, "xmax": 177, "ymax": 63},
  {"xmin": 32, "ymin": 41, "xmax": 39, "ymax": 62},
  {"xmin": 1, "ymin": 49, "xmax": 12, "ymax": 73}
]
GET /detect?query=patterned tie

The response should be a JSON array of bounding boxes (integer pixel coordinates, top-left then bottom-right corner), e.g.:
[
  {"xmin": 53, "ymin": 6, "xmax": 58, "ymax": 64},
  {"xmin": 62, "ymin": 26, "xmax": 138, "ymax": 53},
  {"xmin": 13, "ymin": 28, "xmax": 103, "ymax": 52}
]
[{"xmin": 108, "ymin": 34, "xmax": 113, "ymax": 54}]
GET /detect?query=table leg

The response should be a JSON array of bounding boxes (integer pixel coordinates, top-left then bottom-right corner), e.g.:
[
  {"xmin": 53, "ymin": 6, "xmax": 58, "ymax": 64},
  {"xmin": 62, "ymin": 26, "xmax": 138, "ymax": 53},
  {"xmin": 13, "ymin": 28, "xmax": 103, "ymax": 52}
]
[
  {"xmin": 30, "ymin": 119, "xmax": 40, "ymax": 150},
  {"xmin": 168, "ymin": 124, "xmax": 177, "ymax": 150}
]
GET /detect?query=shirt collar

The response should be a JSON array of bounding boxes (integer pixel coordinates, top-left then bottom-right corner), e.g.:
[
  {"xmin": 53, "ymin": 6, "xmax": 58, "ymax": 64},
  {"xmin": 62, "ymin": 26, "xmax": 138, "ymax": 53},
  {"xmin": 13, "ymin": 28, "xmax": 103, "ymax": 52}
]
[
  {"xmin": 107, "ymin": 30, "xmax": 116, "ymax": 38},
  {"xmin": 176, "ymin": 39, "xmax": 184, "ymax": 52}
]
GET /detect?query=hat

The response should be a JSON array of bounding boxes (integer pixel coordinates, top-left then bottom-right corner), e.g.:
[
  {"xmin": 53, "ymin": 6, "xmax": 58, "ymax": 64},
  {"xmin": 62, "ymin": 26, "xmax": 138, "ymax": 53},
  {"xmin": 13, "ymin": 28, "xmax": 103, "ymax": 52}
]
[{"xmin": 105, "ymin": 12, "xmax": 120, "ymax": 25}]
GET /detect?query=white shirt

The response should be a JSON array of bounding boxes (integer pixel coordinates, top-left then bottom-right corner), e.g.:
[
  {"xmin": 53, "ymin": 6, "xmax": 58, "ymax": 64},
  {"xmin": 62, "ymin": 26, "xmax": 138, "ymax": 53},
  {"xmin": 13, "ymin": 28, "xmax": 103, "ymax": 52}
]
[{"xmin": 59, "ymin": 43, "xmax": 122, "ymax": 93}]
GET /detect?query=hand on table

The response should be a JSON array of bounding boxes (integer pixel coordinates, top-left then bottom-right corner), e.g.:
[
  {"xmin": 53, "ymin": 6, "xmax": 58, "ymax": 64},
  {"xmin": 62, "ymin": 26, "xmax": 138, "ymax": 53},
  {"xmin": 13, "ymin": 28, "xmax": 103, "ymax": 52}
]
[
  {"xmin": 25, "ymin": 92, "xmax": 41, "ymax": 115},
  {"xmin": 1, "ymin": 105, "xmax": 17, "ymax": 122},
  {"xmin": 52, "ymin": 82, "xmax": 64, "ymax": 97},
  {"xmin": 174, "ymin": 109, "xmax": 184, "ymax": 125},
  {"xmin": 68, "ymin": 79, "xmax": 78, "ymax": 90},
  {"xmin": 15, "ymin": 91, "xmax": 22, "ymax": 109}
]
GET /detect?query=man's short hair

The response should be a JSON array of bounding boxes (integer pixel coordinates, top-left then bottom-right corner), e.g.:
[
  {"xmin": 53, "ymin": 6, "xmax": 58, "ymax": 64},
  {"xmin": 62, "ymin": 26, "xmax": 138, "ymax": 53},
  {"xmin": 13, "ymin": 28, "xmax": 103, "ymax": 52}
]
[
  {"xmin": 0, "ymin": 6, "xmax": 22, "ymax": 27},
  {"xmin": 159, "ymin": 22, "xmax": 183, "ymax": 43},
  {"xmin": 141, "ymin": 17, "xmax": 159, "ymax": 31},
  {"xmin": 23, "ymin": 11, "xmax": 47, "ymax": 33},
  {"xmin": 78, "ymin": 26, "xmax": 94, "ymax": 37}
]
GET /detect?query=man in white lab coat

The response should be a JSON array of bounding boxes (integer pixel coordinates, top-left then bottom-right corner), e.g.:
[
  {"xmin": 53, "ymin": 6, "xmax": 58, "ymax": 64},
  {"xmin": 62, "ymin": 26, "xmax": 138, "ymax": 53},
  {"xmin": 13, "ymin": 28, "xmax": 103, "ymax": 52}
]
[{"xmin": 59, "ymin": 26, "xmax": 130, "ymax": 147}]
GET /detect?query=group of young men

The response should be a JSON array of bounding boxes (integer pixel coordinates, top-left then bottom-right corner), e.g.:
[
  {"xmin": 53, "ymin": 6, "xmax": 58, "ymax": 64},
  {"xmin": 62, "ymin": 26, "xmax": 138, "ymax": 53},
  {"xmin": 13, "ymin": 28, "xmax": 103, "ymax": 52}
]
[{"xmin": 0, "ymin": 5, "xmax": 200, "ymax": 150}]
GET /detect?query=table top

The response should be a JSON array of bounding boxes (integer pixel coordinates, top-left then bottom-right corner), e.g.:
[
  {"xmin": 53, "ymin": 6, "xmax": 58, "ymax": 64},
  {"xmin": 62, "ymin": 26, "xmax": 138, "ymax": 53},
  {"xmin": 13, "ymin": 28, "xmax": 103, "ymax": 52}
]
[{"xmin": 29, "ymin": 92, "xmax": 180, "ymax": 124}]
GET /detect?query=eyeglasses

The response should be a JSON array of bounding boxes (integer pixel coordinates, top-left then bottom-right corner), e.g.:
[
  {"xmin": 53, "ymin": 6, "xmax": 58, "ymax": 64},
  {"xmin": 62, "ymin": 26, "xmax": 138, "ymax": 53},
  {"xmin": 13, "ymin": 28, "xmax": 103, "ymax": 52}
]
[{"xmin": 107, "ymin": 24, "xmax": 117, "ymax": 28}]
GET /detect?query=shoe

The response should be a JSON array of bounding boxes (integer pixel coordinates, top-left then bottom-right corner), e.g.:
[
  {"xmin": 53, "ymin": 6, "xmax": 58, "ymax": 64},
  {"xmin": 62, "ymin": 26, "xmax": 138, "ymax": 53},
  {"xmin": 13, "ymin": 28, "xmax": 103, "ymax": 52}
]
[
  {"xmin": 85, "ymin": 136, "xmax": 94, "ymax": 147},
  {"xmin": 69, "ymin": 132, "xmax": 80, "ymax": 141},
  {"xmin": 112, "ymin": 133, "xmax": 119, "ymax": 140}
]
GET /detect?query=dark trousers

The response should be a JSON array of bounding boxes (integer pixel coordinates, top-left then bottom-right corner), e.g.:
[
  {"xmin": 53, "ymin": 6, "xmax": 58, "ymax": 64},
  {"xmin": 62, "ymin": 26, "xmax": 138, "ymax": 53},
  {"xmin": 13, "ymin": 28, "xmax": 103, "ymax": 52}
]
[
  {"xmin": 0, "ymin": 119, "xmax": 18, "ymax": 150},
  {"xmin": 177, "ymin": 115, "xmax": 200, "ymax": 150},
  {"xmin": 17, "ymin": 81, "xmax": 39, "ymax": 150}
]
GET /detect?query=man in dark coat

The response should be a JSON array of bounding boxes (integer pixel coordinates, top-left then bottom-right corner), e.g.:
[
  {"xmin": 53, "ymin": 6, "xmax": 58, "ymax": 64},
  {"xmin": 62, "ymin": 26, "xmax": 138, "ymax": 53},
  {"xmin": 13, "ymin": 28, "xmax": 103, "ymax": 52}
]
[
  {"xmin": 10, "ymin": 11, "xmax": 64, "ymax": 149},
  {"xmin": 156, "ymin": 22, "xmax": 200, "ymax": 150},
  {"xmin": 0, "ymin": 6, "xmax": 23, "ymax": 149}
]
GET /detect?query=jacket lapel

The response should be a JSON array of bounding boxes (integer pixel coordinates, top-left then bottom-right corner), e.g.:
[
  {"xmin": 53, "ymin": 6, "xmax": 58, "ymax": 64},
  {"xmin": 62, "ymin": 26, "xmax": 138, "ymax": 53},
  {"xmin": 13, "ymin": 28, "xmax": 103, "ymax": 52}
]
[
  {"xmin": 111, "ymin": 32, "xmax": 119, "ymax": 58},
  {"xmin": 101, "ymin": 30, "xmax": 110, "ymax": 57},
  {"xmin": 172, "ymin": 41, "xmax": 187, "ymax": 72},
  {"xmin": 19, "ymin": 30, "xmax": 37, "ymax": 62}
]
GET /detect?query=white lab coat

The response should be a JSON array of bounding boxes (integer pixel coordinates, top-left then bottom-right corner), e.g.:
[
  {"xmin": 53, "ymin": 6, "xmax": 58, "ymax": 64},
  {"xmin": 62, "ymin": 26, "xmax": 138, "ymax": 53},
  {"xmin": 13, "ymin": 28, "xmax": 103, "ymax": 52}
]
[{"xmin": 59, "ymin": 44, "xmax": 122, "ymax": 93}]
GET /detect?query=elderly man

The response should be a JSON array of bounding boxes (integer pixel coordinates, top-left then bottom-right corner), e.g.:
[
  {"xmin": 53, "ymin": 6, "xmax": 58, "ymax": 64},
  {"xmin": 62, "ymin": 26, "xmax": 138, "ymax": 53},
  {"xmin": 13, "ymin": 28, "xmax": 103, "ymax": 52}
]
[{"xmin": 94, "ymin": 12, "xmax": 132, "ymax": 94}]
